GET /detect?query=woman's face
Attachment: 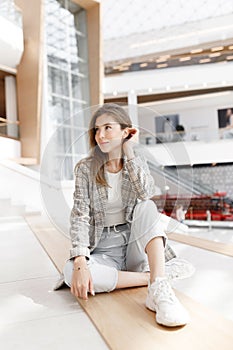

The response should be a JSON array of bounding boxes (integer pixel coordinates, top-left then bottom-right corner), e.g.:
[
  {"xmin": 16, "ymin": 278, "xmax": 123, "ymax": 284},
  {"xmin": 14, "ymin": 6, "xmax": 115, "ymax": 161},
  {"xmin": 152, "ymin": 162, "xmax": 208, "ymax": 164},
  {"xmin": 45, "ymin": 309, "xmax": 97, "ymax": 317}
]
[{"xmin": 94, "ymin": 114, "xmax": 128, "ymax": 154}]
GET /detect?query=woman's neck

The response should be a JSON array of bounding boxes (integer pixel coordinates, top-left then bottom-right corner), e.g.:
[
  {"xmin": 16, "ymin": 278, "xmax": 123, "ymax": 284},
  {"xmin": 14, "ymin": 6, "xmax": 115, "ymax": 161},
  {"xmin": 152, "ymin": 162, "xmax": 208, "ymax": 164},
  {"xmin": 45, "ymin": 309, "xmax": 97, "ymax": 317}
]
[{"xmin": 106, "ymin": 158, "xmax": 123, "ymax": 173}]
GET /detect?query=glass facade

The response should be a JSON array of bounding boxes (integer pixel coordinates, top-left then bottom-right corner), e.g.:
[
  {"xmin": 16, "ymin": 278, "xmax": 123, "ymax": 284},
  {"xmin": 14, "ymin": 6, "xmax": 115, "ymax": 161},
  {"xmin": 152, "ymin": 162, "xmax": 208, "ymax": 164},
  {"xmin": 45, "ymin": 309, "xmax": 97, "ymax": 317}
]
[
  {"xmin": 0, "ymin": 0, "xmax": 22, "ymax": 28},
  {"xmin": 44, "ymin": 0, "xmax": 90, "ymax": 180}
]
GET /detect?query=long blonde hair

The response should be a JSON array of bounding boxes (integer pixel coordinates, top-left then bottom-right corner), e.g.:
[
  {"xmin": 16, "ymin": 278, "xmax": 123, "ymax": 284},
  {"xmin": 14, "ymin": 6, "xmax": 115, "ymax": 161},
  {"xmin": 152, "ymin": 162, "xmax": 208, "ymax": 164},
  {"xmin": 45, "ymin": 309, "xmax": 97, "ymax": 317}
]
[{"xmin": 88, "ymin": 103, "xmax": 132, "ymax": 186}]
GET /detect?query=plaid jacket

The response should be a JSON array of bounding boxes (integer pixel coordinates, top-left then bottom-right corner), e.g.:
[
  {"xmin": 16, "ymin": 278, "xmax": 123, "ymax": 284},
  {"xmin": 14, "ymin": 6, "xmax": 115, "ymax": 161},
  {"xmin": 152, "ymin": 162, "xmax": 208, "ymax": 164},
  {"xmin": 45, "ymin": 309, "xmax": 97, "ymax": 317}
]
[{"xmin": 69, "ymin": 153, "xmax": 176, "ymax": 261}]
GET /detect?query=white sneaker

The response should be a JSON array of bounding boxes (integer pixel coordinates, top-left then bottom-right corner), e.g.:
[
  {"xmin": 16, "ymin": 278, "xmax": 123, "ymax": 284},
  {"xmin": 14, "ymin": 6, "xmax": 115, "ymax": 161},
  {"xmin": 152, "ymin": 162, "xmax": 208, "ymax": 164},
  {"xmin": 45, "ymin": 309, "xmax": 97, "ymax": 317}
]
[
  {"xmin": 165, "ymin": 258, "xmax": 195, "ymax": 281},
  {"xmin": 146, "ymin": 277, "xmax": 190, "ymax": 327}
]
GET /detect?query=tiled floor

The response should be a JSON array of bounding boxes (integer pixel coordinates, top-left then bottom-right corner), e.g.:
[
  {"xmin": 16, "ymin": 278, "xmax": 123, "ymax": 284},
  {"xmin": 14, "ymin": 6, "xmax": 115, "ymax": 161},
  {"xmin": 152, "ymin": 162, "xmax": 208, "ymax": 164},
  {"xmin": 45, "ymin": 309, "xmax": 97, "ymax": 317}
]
[
  {"xmin": 0, "ymin": 216, "xmax": 108, "ymax": 350},
  {"xmin": 0, "ymin": 215, "xmax": 233, "ymax": 349},
  {"xmin": 169, "ymin": 240, "xmax": 233, "ymax": 321}
]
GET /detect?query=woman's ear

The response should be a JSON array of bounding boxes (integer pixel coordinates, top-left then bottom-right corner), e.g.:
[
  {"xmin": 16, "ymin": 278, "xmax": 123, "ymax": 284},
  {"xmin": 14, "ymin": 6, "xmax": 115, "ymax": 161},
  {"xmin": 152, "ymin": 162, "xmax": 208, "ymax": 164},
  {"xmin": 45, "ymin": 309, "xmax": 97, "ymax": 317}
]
[{"xmin": 122, "ymin": 128, "xmax": 130, "ymax": 139}]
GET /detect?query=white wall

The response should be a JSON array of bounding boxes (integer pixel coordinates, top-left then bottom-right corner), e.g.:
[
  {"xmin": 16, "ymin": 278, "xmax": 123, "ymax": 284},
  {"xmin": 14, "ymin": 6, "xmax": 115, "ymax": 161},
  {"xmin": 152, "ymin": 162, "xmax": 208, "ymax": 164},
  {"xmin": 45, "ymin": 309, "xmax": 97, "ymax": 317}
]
[
  {"xmin": 139, "ymin": 91, "xmax": 233, "ymax": 142},
  {"xmin": 0, "ymin": 136, "xmax": 21, "ymax": 160},
  {"xmin": 0, "ymin": 15, "xmax": 23, "ymax": 69},
  {"xmin": 104, "ymin": 61, "xmax": 233, "ymax": 97},
  {"xmin": 145, "ymin": 139, "xmax": 233, "ymax": 166}
]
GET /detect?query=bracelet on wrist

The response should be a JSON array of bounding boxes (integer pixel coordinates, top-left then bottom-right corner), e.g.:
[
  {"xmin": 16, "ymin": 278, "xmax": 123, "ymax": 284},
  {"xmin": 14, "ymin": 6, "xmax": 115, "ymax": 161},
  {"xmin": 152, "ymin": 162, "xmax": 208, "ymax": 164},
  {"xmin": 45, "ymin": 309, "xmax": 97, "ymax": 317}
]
[{"xmin": 73, "ymin": 266, "xmax": 88, "ymax": 271}]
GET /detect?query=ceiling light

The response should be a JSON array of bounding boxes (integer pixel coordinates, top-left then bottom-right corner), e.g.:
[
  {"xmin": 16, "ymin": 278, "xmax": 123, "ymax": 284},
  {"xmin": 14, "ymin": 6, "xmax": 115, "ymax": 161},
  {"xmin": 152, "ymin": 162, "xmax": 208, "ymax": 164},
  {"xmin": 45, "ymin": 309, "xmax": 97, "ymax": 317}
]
[
  {"xmin": 209, "ymin": 52, "xmax": 221, "ymax": 58},
  {"xmin": 199, "ymin": 58, "xmax": 211, "ymax": 63},
  {"xmin": 179, "ymin": 56, "xmax": 191, "ymax": 62},
  {"xmin": 140, "ymin": 63, "xmax": 148, "ymax": 67},
  {"xmin": 190, "ymin": 48, "xmax": 203, "ymax": 54},
  {"xmin": 226, "ymin": 55, "xmax": 233, "ymax": 60},
  {"xmin": 118, "ymin": 67, "xmax": 129, "ymax": 71},
  {"xmin": 113, "ymin": 91, "xmax": 118, "ymax": 96},
  {"xmin": 157, "ymin": 63, "xmax": 168, "ymax": 68},
  {"xmin": 211, "ymin": 46, "xmax": 224, "ymax": 52},
  {"xmin": 228, "ymin": 46, "xmax": 233, "ymax": 50},
  {"xmin": 121, "ymin": 61, "xmax": 132, "ymax": 66},
  {"xmin": 156, "ymin": 55, "xmax": 170, "ymax": 63}
]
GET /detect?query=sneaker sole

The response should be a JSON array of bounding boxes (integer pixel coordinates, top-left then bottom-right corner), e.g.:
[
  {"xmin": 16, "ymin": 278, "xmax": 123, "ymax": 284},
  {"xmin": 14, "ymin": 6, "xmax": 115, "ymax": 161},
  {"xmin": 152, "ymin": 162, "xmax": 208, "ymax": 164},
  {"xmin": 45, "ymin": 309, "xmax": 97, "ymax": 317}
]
[{"xmin": 145, "ymin": 296, "xmax": 189, "ymax": 327}]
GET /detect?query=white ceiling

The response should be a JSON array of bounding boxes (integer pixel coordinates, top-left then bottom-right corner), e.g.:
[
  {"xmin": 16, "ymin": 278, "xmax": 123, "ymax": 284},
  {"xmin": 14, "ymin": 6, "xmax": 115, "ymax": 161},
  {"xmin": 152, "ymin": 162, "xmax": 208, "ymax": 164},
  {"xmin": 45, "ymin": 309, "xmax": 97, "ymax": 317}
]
[{"xmin": 101, "ymin": 0, "xmax": 233, "ymax": 62}]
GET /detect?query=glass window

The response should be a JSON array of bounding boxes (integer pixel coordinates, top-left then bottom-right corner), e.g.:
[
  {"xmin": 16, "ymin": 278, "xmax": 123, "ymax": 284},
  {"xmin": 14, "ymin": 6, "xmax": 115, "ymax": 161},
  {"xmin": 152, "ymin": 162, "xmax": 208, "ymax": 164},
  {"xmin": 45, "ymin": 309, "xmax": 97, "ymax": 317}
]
[{"xmin": 45, "ymin": 0, "xmax": 90, "ymax": 180}]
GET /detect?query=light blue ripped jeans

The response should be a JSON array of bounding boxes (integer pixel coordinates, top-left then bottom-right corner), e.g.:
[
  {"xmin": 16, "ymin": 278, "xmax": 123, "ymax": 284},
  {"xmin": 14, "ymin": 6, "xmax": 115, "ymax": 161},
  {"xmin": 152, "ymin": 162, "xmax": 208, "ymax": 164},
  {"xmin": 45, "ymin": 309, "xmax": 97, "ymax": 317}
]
[{"xmin": 64, "ymin": 200, "xmax": 168, "ymax": 293}]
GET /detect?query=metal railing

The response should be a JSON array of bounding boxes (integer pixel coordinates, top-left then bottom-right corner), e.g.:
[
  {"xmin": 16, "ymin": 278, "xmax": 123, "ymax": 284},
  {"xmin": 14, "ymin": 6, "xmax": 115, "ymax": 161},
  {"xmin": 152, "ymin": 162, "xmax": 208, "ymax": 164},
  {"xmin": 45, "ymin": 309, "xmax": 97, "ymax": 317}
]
[
  {"xmin": 148, "ymin": 161, "xmax": 216, "ymax": 195},
  {"xmin": 0, "ymin": 117, "xmax": 19, "ymax": 139}
]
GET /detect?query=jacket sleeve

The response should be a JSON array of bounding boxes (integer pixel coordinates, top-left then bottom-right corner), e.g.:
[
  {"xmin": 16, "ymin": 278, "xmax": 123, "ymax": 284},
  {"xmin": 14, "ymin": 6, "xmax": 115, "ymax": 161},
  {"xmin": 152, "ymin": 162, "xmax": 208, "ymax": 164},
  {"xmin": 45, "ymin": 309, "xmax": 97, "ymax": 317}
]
[
  {"xmin": 69, "ymin": 162, "xmax": 91, "ymax": 260},
  {"xmin": 125, "ymin": 154, "xmax": 156, "ymax": 200}
]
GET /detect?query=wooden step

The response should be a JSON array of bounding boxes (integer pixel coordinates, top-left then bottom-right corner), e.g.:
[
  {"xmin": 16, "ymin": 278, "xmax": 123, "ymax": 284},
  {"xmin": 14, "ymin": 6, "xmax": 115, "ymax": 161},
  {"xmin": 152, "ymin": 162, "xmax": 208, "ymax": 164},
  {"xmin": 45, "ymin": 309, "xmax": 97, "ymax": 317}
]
[{"xmin": 25, "ymin": 214, "xmax": 233, "ymax": 350}]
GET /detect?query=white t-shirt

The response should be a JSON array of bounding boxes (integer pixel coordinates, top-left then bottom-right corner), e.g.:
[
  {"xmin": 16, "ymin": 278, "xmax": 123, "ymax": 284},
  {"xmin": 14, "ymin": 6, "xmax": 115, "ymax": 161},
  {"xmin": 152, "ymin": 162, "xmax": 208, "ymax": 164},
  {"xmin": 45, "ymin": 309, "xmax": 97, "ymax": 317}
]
[{"xmin": 104, "ymin": 170, "xmax": 126, "ymax": 227}]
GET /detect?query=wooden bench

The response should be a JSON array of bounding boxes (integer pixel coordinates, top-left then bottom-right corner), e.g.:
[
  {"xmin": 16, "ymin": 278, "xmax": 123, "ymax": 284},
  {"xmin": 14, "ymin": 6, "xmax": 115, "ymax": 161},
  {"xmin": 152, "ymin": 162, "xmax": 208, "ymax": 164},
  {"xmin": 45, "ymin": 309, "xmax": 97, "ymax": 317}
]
[{"xmin": 25, "ymin": 214, "xmax": 233, "ymax": 350}]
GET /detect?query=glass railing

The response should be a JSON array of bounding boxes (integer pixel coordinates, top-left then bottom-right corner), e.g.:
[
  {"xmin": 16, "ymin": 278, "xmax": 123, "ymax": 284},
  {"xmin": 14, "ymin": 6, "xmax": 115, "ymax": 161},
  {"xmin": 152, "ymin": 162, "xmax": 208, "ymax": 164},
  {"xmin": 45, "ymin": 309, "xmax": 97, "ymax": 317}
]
[
  {"xmin": 0, "ymin": 117, "xmax": 19, "ymax": 139},
  {"xmin": 0, "ymin": 0, "xmax": 22, "ymax": 28}
]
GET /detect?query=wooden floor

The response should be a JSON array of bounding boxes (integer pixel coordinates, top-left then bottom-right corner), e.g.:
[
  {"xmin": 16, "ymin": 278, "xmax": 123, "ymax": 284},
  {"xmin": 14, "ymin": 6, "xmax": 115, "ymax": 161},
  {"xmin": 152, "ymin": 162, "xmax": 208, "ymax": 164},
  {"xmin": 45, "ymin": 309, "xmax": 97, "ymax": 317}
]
[
  {"xmin": 168, "ymin": 232, "xmax": 233, "ymax": 257},
  {"xmin": 25, "ymin": 214, "xmax": 233, "ymax": 350}
]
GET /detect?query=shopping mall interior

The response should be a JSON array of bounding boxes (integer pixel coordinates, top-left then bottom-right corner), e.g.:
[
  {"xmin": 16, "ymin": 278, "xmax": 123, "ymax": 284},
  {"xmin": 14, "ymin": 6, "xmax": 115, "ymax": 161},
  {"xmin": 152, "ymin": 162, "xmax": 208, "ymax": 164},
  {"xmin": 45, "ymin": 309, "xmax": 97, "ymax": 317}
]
[{"xmin": 0, "ymin": 0, "xmax": 233, "ymax": 349}]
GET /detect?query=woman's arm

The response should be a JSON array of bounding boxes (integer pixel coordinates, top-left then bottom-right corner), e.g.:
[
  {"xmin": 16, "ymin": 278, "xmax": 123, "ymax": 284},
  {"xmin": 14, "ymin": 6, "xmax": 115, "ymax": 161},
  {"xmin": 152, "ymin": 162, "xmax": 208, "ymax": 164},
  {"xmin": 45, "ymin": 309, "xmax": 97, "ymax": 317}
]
[
  {"xmin": 70, "ymin": 162, "xmax": 91, "ymax": 260},
  {"xmin": 123, "ymin": 128, "xmax": 155, "ymax": 200},
  {"xmin": 69, "ymin": 162, "xmax": 95, "ymax": 299},
  {"xmin": 125, "ymin": 155, "xmax": 156, "ymax": 200}
]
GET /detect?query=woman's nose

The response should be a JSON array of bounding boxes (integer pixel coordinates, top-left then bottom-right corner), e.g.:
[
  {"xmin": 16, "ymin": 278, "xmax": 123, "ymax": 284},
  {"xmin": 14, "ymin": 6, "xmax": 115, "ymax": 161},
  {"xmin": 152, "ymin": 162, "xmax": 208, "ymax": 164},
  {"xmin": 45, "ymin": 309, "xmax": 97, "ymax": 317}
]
[{"xmin": 98, "ymin": 129, "xmax": 105, "ymax": 138}]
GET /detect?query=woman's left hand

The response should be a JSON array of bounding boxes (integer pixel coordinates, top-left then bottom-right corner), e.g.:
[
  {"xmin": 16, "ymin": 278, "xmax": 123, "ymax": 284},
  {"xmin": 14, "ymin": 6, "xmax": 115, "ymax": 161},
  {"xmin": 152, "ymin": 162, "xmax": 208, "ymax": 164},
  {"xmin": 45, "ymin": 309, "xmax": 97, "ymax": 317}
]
[{"xmin": 122, "ymin": 128, "xmax": 139, "ymax": 157}]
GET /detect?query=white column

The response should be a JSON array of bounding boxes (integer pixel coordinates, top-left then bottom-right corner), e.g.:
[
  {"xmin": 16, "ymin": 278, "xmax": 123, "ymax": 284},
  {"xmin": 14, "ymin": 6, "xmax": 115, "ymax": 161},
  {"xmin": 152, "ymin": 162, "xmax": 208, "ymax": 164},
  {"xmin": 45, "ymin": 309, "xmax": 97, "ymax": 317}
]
[
  {"xmin": 127, "ymin": 90, "xmax": 139, "ymax": 127},
  {"xmin": 5, "ymin": 75, "xmax": 18, "ymax": 138}
]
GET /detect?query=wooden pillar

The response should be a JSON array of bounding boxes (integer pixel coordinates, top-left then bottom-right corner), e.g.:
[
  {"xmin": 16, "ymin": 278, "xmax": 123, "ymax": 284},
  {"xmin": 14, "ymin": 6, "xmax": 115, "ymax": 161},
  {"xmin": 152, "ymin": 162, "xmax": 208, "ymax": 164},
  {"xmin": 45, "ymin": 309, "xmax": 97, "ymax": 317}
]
[
  {"xmin": 15, "ymin": 0, "xmax": 44, "ymax": 162},
  {"xmin": 73, "ymin": 0, "xmax": 103, "ymax": 106}
]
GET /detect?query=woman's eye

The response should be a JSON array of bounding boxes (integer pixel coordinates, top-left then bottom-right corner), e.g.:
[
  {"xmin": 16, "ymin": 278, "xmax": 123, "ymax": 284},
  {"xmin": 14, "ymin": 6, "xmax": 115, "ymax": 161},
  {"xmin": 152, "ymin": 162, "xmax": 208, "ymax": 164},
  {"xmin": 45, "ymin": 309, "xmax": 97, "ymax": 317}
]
[{"xmin": 105, "ymin": 125, "xmax": 111, "ymax": 130}]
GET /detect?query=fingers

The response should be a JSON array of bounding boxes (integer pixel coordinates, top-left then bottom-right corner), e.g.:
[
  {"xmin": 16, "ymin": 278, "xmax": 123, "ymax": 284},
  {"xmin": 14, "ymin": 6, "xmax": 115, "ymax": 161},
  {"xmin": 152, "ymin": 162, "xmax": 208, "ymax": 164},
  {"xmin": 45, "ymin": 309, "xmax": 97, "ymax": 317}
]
[
  {"xmin": 71, "ymin": 281, "xmax": 88, "ymax": 300},
  {"xmin": 70, "ymin": 272, "xmax": 95, "ymax": 300},
  {"xmin": 89, "ymin": 278, "xmax": 95, "ymax": 296}
]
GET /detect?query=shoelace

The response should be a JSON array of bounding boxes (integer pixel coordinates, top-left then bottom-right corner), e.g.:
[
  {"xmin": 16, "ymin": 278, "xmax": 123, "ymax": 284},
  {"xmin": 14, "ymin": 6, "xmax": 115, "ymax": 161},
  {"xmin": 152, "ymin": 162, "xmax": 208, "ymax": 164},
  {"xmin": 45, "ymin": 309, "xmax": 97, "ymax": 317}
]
[{"xmin": 153, "ymin": 280, "xmax": 176, "ymax": 304}]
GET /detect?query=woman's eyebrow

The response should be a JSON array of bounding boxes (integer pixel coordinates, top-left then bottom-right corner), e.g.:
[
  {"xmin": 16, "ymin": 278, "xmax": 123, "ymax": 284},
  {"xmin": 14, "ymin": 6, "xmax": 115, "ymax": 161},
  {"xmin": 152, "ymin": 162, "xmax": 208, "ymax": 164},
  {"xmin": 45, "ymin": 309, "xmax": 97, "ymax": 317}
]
[{"xmin": 94, "ymin": 122, "xmax": 119, "ymax": 128}]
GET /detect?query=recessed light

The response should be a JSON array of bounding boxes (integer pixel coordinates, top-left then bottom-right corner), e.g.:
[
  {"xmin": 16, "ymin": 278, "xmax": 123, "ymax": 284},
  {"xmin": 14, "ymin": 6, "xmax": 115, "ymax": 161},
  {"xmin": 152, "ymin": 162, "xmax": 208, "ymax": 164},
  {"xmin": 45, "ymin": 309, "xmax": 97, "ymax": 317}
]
[
  {"xmin": 118, "ymin": 67, "xmax": 129, "ymax": 71},
  {"xmin": 156, "ymin": 55, "xmax": 170, "ymax": 63},
  {"xmin": 209, "ymin": 52, "xmax": 221, "ymax": 58},
  {"xmin": 228, "ymin": 45, "xmax": 233, "ymax": 50},
  {"xmin": 226, "ymin": 55, "xmax": 233, "ymax": 60},
  {"xmin": 179, "ymin": 56, "xmax": 191, "ymax": 62},
  {"xmin": 140, "ymin": 63, "xmax": 148, "ymax": 67},
  {"xmin": 211, "ymin": 46, "xmax": 224, "ymax": 52},
  {"xmin": 199, "ymin": 58, "xmax": 211, "ymax": 63},
  {"xmin": 157, "ymin": 63, "xmax": 168, "ymax": 68},
  {"xmin": 190, "ymin": 48, "xmax": 203, "ymax": 54}
]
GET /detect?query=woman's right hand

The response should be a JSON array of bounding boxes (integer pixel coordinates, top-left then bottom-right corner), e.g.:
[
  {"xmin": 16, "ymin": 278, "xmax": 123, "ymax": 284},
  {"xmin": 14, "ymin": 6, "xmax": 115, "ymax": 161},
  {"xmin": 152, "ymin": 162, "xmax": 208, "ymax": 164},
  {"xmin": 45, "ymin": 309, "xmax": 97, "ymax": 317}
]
[{"xmin": 71, "ymin": 256, "xmax": 95, "ymax": 300}]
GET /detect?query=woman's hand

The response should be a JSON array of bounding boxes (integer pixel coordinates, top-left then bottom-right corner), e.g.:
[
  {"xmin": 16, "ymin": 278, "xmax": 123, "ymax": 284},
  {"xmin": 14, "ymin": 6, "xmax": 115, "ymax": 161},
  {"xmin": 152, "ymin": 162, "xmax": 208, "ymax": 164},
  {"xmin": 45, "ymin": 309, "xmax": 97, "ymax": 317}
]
[
  {"xmin": 71, "ymin": 256, "xmax": 94, "ymax": 300},
  {"xmin": 122, "ymin": 128, "xmax": 139, "ymax": 159}
]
